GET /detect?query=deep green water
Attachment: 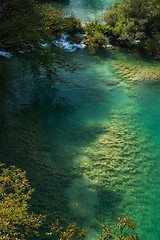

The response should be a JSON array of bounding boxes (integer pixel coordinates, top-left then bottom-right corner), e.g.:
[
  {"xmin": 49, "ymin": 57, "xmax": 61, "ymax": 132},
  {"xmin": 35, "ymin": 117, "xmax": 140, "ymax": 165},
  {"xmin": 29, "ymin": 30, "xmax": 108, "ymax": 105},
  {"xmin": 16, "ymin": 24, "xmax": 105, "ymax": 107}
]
[{"xmin": 1, "ymin": 1, "xmax": 160, "ymax": 239}]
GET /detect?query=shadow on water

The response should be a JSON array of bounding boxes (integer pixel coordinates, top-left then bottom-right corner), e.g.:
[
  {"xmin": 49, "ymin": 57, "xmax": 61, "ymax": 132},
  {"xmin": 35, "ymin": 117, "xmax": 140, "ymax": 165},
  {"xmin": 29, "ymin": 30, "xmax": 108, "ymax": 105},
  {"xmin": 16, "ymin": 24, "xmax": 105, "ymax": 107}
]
[
  {"xmin": 97, "ymin": 188, "xmax": 123, "ymax": 221},
  {"xmin": 65, "ymin": 176, "xmax": 123, "ymax": 239},
  {"xmin": 0, "ymin": 103, "xmax": 124, "ymax": 239},
  {"xmin": 0, "ymin": 105, "xmax": 78, "ymax": 238},
  {"xmin": 2, "ymin": 46, "xmax": 160, "ymax": 239},
  {"xmin": 0, "ymin": 57, "xmax": 125, "ymax": 238}
]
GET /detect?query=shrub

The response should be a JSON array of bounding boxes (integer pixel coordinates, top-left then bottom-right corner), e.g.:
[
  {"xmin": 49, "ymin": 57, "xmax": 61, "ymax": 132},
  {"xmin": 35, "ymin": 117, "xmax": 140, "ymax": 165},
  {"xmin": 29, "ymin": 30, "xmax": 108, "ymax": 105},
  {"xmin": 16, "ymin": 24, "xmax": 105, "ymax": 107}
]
[
  {"xmin": 0, "ymin": 166, "xmax": 46, "ymax": 239},
  {"xmin": 83, "ymin": 22, "xmax": 111, "ymax": 51},
  {"xmin": 99, "ymin": 216, "xmax": 139, "ymax": 240},
  {"xmin": 85, "ymin": 22, "xmax": 112, "ymax": 37},
  {"xmin": 103, "ymin": 0, "xmax": 160, "ymax": 57},
  {"xmin": 62, "ymin": 16, "xmax": 84, "ymax": 34},
  {"xmin": 0, "ymin": 165, "xmax": 139, "ymax": 240},
  {"xmin": 84, "ymin": 29, "xmax": 107, "ymax": 52},
  {"xmin": 47, "ymin": 219, "xmax": 87, "ymax": 239}
]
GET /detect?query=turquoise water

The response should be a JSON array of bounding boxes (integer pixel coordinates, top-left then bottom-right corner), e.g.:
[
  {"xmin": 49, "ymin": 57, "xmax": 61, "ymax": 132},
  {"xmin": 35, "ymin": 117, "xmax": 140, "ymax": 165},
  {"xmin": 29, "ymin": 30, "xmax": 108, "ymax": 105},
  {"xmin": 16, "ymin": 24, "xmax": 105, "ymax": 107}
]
[
  {"xmin": 64, "ymin": 0, "xmax": 114, "ymax": 22},
  {"xmin": 1, "ymin": 1, "xmax": 160, "ymax": 239}
]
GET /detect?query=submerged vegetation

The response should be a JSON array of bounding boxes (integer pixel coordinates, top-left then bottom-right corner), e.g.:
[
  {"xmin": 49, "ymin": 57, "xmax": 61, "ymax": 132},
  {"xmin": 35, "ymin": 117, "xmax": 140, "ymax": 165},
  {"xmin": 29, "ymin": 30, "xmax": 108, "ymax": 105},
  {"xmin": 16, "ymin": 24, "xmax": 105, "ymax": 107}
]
[
  {"xmin": 110, "ymin": 61, "xmax": 160, "ymax": 85},
  {"xmin": 75, "ymin": 104, "xmax": 156, "ymax": 236}
]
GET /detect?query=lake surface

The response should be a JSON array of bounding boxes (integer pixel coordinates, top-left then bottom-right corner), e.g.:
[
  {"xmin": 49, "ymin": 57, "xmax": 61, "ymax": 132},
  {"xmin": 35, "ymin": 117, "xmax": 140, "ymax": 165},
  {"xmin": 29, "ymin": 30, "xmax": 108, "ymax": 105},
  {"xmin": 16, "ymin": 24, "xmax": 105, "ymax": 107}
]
[{"xmin": 1, "ymin": 0, "xmax": 160, "ymax": 239}]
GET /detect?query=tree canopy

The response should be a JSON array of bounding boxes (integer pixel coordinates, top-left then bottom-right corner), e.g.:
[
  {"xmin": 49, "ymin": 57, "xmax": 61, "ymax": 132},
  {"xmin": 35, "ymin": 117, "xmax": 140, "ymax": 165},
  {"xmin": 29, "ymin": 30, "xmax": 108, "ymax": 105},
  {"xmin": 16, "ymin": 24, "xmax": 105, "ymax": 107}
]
[
  {"xmin": 0, "ymin": 0, "xmax": 79, "ymax": 81},
  {"xmin": 0, "ymin": 165, "xmax": 139, "ymax": 240},
  {"xmin": 104, "ymin": 0, "xmax": 160, "ymax": 57},
  {"xmin": 0, "ymin": 166, "xmax": 46, "ymax": 239}
]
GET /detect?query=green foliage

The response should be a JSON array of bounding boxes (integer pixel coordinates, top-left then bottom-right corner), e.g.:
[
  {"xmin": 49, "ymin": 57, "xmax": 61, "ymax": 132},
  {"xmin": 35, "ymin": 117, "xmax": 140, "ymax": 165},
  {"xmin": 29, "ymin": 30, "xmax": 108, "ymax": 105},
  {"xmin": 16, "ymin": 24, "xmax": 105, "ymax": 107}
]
[
  {"xmin": 83, "ymin": 22, "xmax": 111, "ymax": 52},
  {"xmin": 47, "ymin": 219, "xmax": 87, "ymax": 239},
  {"xmin": 40, "ymin": 3, "xmax": 65, "ymax": 37},
  {"xmin": 99, "ymin": 216, "xmax": 139, "ymax": 240},
  {"xmin": 84, "ymin": 30, "xmax": 106, "ymax": 52},
  {"xmin": 85, "ymin": 22, "xmax": 112, "ymax": 37},
  {"xmin": 0, "ymin": 166, "xmax": 46, "ymax": 239},
  {"xmin": 62, "ymin": 16, "xmax": 84, "ymax": 34},
  {"xmin": 104, "ymin": 0, "xmax": 160, "ymax": 57},
  {"xmin": 140, "ymin": 37, "xmax": 160, "ymax": 59},
  {"xmin": 0, "ymin": 0, "xmax": 78, "ymax": 81},
  {"xmin": 0, "ymin": 166, "xmax": 140, "ymax": 239}
]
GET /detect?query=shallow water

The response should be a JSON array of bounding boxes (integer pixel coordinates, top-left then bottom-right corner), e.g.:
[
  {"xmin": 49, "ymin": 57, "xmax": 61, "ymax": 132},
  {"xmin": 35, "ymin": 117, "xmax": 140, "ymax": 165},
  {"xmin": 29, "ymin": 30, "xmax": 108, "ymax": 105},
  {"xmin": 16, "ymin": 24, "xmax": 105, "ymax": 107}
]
[{"xmin": 1, "ymin": 1, "xmax": 160, "ymax": 239}]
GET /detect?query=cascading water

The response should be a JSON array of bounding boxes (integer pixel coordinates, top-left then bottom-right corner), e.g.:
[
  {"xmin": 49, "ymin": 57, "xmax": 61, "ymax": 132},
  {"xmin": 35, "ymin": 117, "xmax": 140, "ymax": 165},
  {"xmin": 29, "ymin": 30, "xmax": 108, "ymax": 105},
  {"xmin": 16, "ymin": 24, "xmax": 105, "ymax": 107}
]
[{"xmin": 1, "ymin": 0, "xmax": 160, "ymax": 239}]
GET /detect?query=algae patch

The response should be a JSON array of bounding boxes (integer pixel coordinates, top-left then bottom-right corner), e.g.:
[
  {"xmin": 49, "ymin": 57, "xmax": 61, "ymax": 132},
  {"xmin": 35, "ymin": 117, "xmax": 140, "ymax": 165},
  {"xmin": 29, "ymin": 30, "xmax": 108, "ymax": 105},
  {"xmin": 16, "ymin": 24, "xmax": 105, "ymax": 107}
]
[
  {"xmin": 110, "ymin": 61, "xmax": 160, "ymax": 84},
  {"xmin": 74, "ymin": 107, "xmax": 159, "ymax": 234}
]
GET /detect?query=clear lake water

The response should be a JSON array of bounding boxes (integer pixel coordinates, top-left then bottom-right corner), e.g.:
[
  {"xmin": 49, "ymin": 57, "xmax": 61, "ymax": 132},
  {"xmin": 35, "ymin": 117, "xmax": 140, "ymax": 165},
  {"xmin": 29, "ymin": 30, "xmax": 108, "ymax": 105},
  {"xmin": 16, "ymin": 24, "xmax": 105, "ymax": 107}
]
[{"xmin": 1, "ymin": 0, "xmax": 160, "ymax": 239}]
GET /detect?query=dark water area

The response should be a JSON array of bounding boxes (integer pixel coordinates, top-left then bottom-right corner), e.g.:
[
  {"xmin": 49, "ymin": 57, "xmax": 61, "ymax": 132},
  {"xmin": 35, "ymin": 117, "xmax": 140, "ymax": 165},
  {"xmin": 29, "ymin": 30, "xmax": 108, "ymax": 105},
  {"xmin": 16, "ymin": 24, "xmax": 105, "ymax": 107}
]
[{"xmin": 1, "ymin": 0, "xmax": 160, "ymax": 239}]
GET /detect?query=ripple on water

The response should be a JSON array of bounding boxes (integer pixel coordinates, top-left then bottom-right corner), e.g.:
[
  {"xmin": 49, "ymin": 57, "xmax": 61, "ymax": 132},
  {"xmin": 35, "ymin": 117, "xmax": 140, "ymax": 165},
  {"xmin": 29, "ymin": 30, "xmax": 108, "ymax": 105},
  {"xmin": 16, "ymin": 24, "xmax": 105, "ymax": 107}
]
[
  {"xmin": 1, "ymin": 46, "xmax": 160, "ymax": 240},
  {"xmin": 66, "ymin": 102, "xmax": 160, "ymax": 239}
]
